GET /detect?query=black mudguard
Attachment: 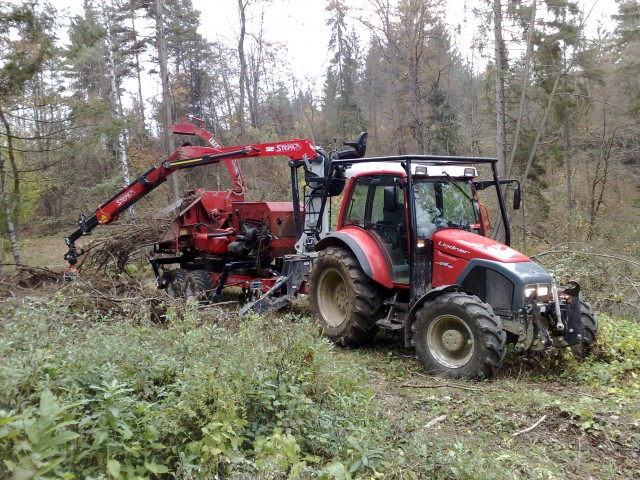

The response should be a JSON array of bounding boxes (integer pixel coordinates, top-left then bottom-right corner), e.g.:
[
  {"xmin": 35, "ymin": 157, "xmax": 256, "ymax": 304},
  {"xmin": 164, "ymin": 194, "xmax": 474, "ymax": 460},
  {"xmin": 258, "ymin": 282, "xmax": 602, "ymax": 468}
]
[{"xmin": 563, "ymin": 281, "xmax": 584, "ymax": 346}]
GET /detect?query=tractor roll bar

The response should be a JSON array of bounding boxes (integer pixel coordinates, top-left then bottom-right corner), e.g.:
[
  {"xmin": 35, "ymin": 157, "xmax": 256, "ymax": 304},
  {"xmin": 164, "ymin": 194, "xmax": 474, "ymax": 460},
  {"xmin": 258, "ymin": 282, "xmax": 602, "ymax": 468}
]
[{"xmin": 328, "ymin": 155, "xmax": 511, "ymax": 247}]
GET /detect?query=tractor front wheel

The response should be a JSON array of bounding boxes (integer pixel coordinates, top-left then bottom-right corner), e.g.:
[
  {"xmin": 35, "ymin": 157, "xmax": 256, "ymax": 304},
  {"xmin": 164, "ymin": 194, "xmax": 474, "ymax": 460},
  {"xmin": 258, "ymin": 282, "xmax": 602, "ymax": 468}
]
[
  {"xmin": 308, "ymin": 247, "xmax": 381, "ymax": 347},
  {"xmin": 413, "ymin": 293, "xmax": 506, "ymax": 379}
]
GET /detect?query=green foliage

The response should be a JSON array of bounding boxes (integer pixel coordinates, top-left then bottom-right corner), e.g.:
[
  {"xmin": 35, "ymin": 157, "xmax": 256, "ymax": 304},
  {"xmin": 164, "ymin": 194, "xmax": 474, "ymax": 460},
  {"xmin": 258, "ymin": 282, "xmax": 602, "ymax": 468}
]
[
  {"xmin": 535, "ymin": 245, "xmax": 640, "ymax": 319},
  {"xmin": 0, "ymin": 3, "xmax": 54, "ymax": 99},
  {"xmin": 344, "ymin": 435, "xmax": 385, "ymax": 475},
  {"xmin": 2, "ymin": 277, "xmax": 640, "ymax": 478},
  {"xmin": 253, "ymin": 427, "xmax": 308, "ymax": 476},
  {"xmin": 0, "ymin": 296, "xmax": 391, "ymax": 478},
  {"xmin": 563, "ymin": 314, "xmax": 640, "ymax": 395},
  {"xmin": 1, "ymin": 390, "xmax": 79, "ymax": 479}
]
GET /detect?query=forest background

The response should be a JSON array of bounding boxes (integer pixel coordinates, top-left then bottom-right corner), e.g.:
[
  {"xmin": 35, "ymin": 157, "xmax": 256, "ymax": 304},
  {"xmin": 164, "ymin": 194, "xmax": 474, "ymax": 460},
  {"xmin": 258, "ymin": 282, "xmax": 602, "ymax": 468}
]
[{"xmin": 2, "ymin": 0, "xmax": 637, "ymax": 317}]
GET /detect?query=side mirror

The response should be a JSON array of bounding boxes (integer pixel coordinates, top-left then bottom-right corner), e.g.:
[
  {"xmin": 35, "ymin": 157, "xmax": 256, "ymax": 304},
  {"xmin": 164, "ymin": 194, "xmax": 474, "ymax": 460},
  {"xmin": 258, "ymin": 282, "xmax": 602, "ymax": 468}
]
[
  {"xmin": 383, "ymin": 186, "xmax": 397, "ymax": 212},
  {"xmin": 513, "ymin": 186, "xmax": 521, "ymax": 210},
  {"xmin": 479, "ymin": 203, "xmax": 491, "ymax": 232}
]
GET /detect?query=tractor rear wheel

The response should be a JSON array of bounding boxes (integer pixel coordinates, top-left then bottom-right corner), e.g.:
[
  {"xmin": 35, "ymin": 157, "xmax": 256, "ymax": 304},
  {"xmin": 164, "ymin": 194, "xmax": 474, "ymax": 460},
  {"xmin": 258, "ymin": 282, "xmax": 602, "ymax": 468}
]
[
  {"xmin": 571, "ymin": 300, "xmax": 597, "ymax": 357},
  {"xmin": 308, "ymin": 247, "xmax": 381, "ymax": 347},
  {"xmin": 163, "ymin": 268, "xmax": 188, "ymax": 299},
  {"xmin": 183, "ymin": 270, "xmax": 215, "ymax": 302},
  {"xmin": 413, "ymin": 293, "xmax": 506, "ymax": 379}
]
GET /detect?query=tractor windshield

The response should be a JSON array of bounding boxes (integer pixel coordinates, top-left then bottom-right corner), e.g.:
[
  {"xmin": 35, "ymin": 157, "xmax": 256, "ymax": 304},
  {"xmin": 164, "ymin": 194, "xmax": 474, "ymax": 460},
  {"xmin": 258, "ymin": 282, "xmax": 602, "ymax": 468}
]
[{"xmin": 414, "ymin": 178, "xmax": 480, "ymax": 238}]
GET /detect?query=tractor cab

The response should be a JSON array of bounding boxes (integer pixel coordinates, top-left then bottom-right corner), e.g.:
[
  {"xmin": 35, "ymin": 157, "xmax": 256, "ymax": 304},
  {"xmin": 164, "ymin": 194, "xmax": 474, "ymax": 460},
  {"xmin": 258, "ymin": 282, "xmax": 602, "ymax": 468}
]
[{"xmin": 336, "ymin": 161, "xmax": 496, "ymax": 293}]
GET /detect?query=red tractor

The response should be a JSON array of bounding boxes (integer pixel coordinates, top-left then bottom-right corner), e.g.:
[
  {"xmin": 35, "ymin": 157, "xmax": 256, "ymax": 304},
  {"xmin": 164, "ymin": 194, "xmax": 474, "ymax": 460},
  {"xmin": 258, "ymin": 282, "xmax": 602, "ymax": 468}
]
[{"xmin": 64, "ymin": 118, "xmax": 596, "ymax": 379}]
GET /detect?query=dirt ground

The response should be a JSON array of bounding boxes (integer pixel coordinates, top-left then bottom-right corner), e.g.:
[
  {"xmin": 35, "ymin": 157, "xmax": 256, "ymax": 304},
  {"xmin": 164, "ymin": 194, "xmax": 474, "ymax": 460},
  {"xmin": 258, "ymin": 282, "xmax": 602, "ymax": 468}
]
[{"xmin": 341, "ymin": 330, "xmax": 640, "ymax": 479}]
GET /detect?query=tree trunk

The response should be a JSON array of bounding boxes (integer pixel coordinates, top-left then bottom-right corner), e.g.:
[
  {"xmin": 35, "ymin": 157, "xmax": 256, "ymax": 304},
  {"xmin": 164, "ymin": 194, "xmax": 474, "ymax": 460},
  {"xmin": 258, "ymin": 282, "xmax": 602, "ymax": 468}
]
[
  {"xmin": 237, "ymin": 0, "xmax": 248, "ymax": 143},
  {"xmin": 564, "ymin": 122, "xmax": 573, "ymax": 233},
  {"xmin": 105, "ymin": 11, "xmax": 136, "ymax": 222},
  {"xmin": 521, "ymin": 72, "xmax": 562, "ymax": 191},
  {"xmin": 491, "ymin": 0, "xmax": 508, "ymax": 242},
  {"xmin": 587, "ymin": 142, "xmax": 610, "ymax": 241},
  {"xmin": 493, "ymin": 0, "xmax": 507, "ymax": 177},
  {"xmin": 156, "ymin": 0, "xmax": 179, "ymax": 201},
  {"xmin": 246, "ymin": 9, "xmax": 264, "ymax": 129},
  {"xmin": 506, "ymin": 0, "xmax": 536, "ymax": 178},
  {"xmin": 0, "ymin": 109, "xmax": 23, "ymax": 266},
  {"xmin": 131, "ymin": 10, "xmax": 145, "ymax": 128}
]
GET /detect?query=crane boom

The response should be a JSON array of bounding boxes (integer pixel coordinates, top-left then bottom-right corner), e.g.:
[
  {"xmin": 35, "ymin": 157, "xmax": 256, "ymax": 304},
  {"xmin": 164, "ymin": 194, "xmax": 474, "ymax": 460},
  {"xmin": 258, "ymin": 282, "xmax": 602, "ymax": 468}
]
[{"xmin": 64, "ymin": 131, "xmax": 319, "ymax": 266}]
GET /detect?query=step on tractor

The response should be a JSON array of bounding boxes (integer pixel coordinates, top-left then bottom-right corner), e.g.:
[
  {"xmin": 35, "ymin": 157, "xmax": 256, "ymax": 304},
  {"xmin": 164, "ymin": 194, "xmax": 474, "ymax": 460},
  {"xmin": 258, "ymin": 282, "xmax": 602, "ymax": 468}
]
[{"xmin": 64, "ymin": 118, "xmax": 597, "ymax": 379}]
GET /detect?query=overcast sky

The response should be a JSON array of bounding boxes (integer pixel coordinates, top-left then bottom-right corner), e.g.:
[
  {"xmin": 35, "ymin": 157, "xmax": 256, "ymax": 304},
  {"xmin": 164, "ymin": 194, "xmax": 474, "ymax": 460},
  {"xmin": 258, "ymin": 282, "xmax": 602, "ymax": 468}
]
[
  {"xmin": 190, "ymin": 0, "xmax": 472, "ymax": 86},
  {"xmin": 189, "ymin": 0, "xmax": 612, "ymax": 91},
  {"xmin": 52, "ymin": 0, "xmax": 614, "ymax": 109}
]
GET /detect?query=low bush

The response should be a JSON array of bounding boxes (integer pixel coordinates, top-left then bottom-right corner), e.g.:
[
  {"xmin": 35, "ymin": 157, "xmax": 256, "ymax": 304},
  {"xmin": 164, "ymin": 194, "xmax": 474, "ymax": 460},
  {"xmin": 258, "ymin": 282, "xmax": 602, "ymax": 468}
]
[
  {"xmin": 562, "ymin": 313, "xmax": 640, "ymax": 396},
  {"xmin": 2, "ymin": 292, "xmax": 638, "ymax": 479},
  {"xmin": 0, "ymin": 295, "xmax": 389, "ymax": 478}
]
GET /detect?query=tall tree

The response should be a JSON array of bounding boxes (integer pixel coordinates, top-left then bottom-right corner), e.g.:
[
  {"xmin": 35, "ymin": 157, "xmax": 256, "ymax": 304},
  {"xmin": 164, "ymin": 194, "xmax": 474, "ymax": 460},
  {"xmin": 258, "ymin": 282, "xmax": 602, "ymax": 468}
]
[
  {"xmin": 0, "ymin": 2, "xmax": 54, "ymax": 267},
  {"xmin": 323, "ymin": 0, "xmax": 363, "ymax": 140},
  {"xmin": 493, "ymin": 0, "xmax": 507, "ymax": 176},
  {"xmin": 63, "ymin": 0, "xmax": 142, "ymax": 219},
  {"xmin": 365, "ymin": 0, "xmax": 458, "ymax": 154},
  {"xmin": 520, "ymin": 1, "xmax": 595, "ymax": 233},
  {"xmin": 155, "ymin": 0, "xmax": 179, "ymax": 200},
  {"xmin": 237, "ymin": 0, "xmax": 249, "ymax": 142},
  {"xmin": 101, "ymin": 0, "xmax": 136, "ymax": 221}
]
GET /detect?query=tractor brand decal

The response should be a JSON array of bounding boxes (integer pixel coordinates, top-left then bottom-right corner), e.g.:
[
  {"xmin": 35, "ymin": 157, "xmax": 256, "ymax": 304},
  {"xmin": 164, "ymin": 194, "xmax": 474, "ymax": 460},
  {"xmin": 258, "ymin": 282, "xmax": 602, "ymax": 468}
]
[
  {"xmin": 276, "ymin": 142, "xmax": 301, "ymax": 152},
  {"xmin": 437, "ymin": 241, "xmax": 469, "ymax": 255},
  {"xmin": 436, "ymin": 261, "xmax": 454, "ymax": 269},
  {"xmin": 115, "ymin": 190, "xmax": 136, "ymax": 207},
  {"xmin": 209, "ymin": 137, "xmax": 221, "ymax": 148}
]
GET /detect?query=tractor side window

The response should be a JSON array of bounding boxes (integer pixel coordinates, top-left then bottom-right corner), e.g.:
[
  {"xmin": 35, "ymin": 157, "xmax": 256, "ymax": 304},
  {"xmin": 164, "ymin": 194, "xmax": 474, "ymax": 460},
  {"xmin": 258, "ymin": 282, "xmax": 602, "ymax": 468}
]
[
  {"xmin": 343, "ymin": 177, "xmax": 369, "ymax": 227},
  {"xmin": 370, "ymin": 176, "xmax": 409, "ymax": 283},
  {"xmin": 371, "ymin": 176, "xmax": 404, "ymax": 225}
]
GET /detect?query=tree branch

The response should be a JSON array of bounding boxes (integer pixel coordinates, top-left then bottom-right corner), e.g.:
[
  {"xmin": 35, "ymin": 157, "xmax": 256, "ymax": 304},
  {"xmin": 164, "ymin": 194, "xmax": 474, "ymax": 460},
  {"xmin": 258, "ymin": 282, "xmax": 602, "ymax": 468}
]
[{"xmin": 512, "ymin": 414, "xmax": 547, "ymax": 437}]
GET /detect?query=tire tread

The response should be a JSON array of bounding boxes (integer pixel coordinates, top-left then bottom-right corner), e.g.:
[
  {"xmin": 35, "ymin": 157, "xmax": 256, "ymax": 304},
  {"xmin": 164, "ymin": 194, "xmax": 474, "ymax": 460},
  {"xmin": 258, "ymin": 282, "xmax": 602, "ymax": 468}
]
[{"xmin": 309, "ymin": 246, "xmax": 381, "ymax": 347}]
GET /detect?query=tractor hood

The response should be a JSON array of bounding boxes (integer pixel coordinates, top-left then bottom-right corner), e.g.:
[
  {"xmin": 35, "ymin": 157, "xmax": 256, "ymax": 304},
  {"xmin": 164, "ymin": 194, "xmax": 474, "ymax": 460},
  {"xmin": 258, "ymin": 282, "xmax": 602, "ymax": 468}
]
[{"xmin": 432, "ymin": 229, "xmax": 530, "ymax": 263}]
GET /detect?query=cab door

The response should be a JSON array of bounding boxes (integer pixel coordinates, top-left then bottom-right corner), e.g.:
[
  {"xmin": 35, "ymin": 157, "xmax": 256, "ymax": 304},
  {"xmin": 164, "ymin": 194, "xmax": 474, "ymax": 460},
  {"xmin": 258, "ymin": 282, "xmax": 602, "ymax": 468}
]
[{"xmin": 341, "ymin": 174, "xmax": 409, "ymax": 283}]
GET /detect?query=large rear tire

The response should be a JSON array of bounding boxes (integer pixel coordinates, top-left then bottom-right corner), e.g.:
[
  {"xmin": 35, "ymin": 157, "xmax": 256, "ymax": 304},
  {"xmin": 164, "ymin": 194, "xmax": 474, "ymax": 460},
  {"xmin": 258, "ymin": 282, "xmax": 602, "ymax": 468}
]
[
  {"xmin": 570, "ymin": 300, "xmax": 597, "ymax": 357},
  {"xmin": 162, "ymin": 268, "xmax": 188, "ymax": 299},
  {"xmin": 183, "ymin": 270, "xmax": 215, "ymax": 302},
  {"xmin": 413, "ymin": 293, "xmax": 506, "ymax": 379},
  {"xmin": 308, "ymin": 247, "xmax": 381, "ymax": 347}
]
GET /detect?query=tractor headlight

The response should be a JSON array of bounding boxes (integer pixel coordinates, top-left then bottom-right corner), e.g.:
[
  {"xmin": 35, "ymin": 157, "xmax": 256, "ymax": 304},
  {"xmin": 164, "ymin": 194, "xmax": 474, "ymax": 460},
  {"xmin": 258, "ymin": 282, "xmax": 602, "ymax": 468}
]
[{"xmin": 525, "ymin": 284, "xmax": 550, "ymax": 301}]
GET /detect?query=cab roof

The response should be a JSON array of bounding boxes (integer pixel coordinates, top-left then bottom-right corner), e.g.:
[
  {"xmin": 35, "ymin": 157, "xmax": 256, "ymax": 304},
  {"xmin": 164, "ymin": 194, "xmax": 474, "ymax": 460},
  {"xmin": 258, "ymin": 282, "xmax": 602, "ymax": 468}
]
[{"xmin": 344, "ymin": 162, "xmax": 477, "ymax": 179}]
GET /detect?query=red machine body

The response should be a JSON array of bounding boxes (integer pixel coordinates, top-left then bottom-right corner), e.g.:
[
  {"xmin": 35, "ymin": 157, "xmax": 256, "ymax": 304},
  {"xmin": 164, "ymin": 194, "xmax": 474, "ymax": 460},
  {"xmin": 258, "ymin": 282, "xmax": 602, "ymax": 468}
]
[
  {"xmin": 64, "ymin": 117, "xmax": 329, "ymax": 299},
  {"xmin": 430, "ymin": 230, "xmax": 530, "ymax": 286},
  {"xmin": 327, "ymin": 164, "xmax": 526, "ymax": 292}
]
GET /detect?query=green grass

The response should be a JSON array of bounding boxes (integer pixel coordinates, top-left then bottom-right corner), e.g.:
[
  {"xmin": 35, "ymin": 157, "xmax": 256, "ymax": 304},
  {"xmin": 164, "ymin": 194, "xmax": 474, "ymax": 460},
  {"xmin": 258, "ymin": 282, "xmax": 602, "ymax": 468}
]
[{"xmin": 1, "ymin": 288, "xmax": 639, "ymax": 479}]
